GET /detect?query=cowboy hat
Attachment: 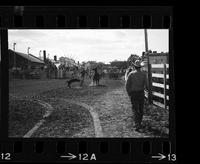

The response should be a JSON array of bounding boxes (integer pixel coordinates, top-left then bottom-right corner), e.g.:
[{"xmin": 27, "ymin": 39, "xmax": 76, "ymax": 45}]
[{"xmin": 133, "ymin": 60, "xmax": 143, "ymax": 68}]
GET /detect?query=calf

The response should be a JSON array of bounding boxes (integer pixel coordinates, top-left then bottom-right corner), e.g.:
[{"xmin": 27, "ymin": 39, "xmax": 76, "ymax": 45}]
[{"xmin": 66, "ymin": 78, "xmax": 81, "ymax": 88}]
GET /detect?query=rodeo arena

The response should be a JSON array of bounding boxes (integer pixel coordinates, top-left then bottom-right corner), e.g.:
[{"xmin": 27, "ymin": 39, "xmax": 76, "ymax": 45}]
[{"xmin": 8, "ymin": 32, "xmax": 169, "ymax": 138}]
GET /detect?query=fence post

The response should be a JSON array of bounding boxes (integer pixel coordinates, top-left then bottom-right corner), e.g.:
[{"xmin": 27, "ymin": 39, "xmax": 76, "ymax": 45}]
[
  {"xmin": 148, "ymin": 63, "xmax": 152, "ymax": 104},
  {"xmin": 163, "ymin": 64, "xmax": 167, "ymax": 110}
]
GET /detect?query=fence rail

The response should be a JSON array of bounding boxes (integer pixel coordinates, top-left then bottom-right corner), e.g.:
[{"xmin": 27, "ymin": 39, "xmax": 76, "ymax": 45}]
[
  {"xmin": 151, "ymin": 63, "xmax": 169, "ymax": 68},
  {"xmin": 152, "ymin": 91, "xmax": 169, "ymax": 100},
  {"xmin": 145, "ymin": 63, "xmax": 169, "ymax": 110},
  {"xmin": 152, "ymin": 82, "xmax": 169, "ymax": 89},
  {"xmin": 152, "ymin": 73, "xmax": 169, "ymax": 79}
]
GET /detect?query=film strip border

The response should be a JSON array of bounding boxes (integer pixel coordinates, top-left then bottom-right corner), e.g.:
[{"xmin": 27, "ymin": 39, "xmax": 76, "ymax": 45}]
[
  {"xmin": 0, "ymin": 6, "xmax": 175, "ymax": 163},
  {"xmin": 0, "ymin": 139, "xmax": 174, "ymax": 162},
  {"xmin": 0, "ymin": 6, "xmax": 172, "ymax": 28}
]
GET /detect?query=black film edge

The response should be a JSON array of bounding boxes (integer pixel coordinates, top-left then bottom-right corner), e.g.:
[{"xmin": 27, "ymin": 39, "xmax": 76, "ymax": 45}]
[{"xmin": 0, "ymin": 6, "xmax": 175, "ymax": 163}]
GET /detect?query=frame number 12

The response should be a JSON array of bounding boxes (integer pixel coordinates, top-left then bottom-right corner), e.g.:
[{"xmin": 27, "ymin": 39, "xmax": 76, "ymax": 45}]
[{"xmin": 1, "ymin": 153, "xmax": 11, "ymax": 160}]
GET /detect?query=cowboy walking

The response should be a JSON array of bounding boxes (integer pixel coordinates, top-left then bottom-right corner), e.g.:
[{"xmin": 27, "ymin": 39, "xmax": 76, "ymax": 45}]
[{"xmin": 126, "ymin": 60, "xmax": 148, "ymax": 131}]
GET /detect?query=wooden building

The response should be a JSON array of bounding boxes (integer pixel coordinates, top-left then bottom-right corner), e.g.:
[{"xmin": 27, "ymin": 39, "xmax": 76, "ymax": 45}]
[{"xmin": 8, "ymin": 49, "xmax": 45, "ymax": 79}]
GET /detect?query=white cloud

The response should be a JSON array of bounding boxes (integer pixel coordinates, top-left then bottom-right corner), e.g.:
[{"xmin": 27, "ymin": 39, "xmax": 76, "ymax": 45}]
[{"xmin": 8, "ymin": 29, "xmax": 169, "ymax": 63}]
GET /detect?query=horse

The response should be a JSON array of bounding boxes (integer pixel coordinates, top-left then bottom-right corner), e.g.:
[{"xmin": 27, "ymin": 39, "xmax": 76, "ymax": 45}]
[{"xmin": 92, "ymin": 68, "xmax": 101, "ymax": 86}]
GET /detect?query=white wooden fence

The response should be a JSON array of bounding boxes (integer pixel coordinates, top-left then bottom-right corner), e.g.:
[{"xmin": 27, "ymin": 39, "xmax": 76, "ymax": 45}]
[{"xmin": 145, "ymin": 63, "xmax": 169, "ymax": 110}]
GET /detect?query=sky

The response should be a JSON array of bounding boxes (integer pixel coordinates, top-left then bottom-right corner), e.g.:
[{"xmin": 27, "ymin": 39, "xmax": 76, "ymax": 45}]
[{"xmin": 8, "ymin": 29, "xmax": 168, "ymax": 64}]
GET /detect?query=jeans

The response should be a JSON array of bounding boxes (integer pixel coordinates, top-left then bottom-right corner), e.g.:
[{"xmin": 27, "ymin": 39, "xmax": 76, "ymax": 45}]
[{"xmin": 130, "ymin": 91, "xmax": 144, "ymax": 127}]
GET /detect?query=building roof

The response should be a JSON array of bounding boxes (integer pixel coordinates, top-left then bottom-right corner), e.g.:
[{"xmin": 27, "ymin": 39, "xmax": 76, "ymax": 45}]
[{"xmin": 9, "ymin": 49, "xmax": 44, "ymax": 64}]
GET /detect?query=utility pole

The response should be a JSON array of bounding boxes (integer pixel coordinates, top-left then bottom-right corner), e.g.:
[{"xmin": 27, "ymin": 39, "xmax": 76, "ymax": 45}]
[
  {"xmin": 144, "ymin": 29, "xmax": 148, "ymax": 52},
  {"xmin": 144, "ymin": 29, "xmax": 152, "ymax": 104},
  {"xmin": 13, "ymin": 42, "xmax": 16, "ymax": 70},
  {"xmin": 27, "ymin": 47, "xmax": 30, "ymax": 70}
]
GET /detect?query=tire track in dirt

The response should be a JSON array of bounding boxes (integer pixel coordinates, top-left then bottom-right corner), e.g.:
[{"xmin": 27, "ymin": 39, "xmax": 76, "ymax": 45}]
[
  {"xmin": 9, "ymin": 95, "xmax": 103, "ymax": 138},
  {"xmin": 57, "ymin": 98, "xmax": 103, "ymax": 137},
  {"xmin": 23, "ymin": 100, "xmax": 54, "ymax": 138}
]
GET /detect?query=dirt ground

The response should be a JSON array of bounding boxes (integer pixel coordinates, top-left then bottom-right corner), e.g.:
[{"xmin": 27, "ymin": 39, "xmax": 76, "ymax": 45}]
[
  {"xmin": 9, "ymin": 79, "xmax": 66, "ymax": 98},
  {"xmin": 9, "ymin": 77, "xmax": 169, "ymax": 138}
]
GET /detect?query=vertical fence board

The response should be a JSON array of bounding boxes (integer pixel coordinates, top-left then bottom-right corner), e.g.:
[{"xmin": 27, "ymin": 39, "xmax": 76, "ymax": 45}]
[
  {"xmin": 163, "ymin": 64, "xmax": 167, "ymax": 110},
  {"xmin": 147, "ymin": 63, "xmax": 153, "ymax": 104}
]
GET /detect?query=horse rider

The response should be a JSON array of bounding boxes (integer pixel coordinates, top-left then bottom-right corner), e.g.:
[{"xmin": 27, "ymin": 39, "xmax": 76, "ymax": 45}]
[{"xmin": 92, "ymin": 67, "xmax": 100, "ymax": 86}]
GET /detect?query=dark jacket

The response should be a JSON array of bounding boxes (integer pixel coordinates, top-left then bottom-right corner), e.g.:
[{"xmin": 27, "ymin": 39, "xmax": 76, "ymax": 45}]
[{"xmin": 126, "ymin": 70, "xmax": 148, "ymax": 96}]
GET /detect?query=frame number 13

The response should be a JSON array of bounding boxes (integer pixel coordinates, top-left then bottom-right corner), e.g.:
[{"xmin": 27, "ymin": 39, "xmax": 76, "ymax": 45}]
[{"xmin": 168, "ymin": 154, "xmax": 176, "ymax": 161}]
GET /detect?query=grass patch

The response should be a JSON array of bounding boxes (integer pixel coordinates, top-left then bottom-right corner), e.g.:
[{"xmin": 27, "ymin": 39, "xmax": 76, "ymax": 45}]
[
  {"xmin": 33, "ymin": 79, "xmax": 124, "ymax": 101},
  {"xmin": 32, "ymin": 99, "xmax": 95, "ymax": 137},
  {"xmin": 9, "ymin": 99, "xmax": 45, "ymax": 137},
  {"xmin": 142, "ymin": 101, "xmax": 169, "ymax": 137}
]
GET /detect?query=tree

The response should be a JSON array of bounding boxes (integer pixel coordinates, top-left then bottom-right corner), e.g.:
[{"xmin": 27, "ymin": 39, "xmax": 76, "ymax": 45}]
[
  {"xmin": 110, "ymin": 60, "xmax": 127, "ymax": 69},
  {"xmin": 87, "ymin": 61, "xmax": 98, "ymax": 68},
  {"xmin": 96, "ymin": 62, "xmax": 105, "ymax": 69}
]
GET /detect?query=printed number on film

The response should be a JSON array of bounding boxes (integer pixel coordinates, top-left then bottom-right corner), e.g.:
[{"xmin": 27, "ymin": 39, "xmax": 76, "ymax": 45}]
[
  {"xmin": 1, "ymin": 153, "xmax": 11, "ymax": 160},
  {"xmin": 168, "ymin": 154, "xmax": 176, "ymax": 161},
  {"xmin": 78, "ymin": 153, "xmax": 96, "ymax": 160}
]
